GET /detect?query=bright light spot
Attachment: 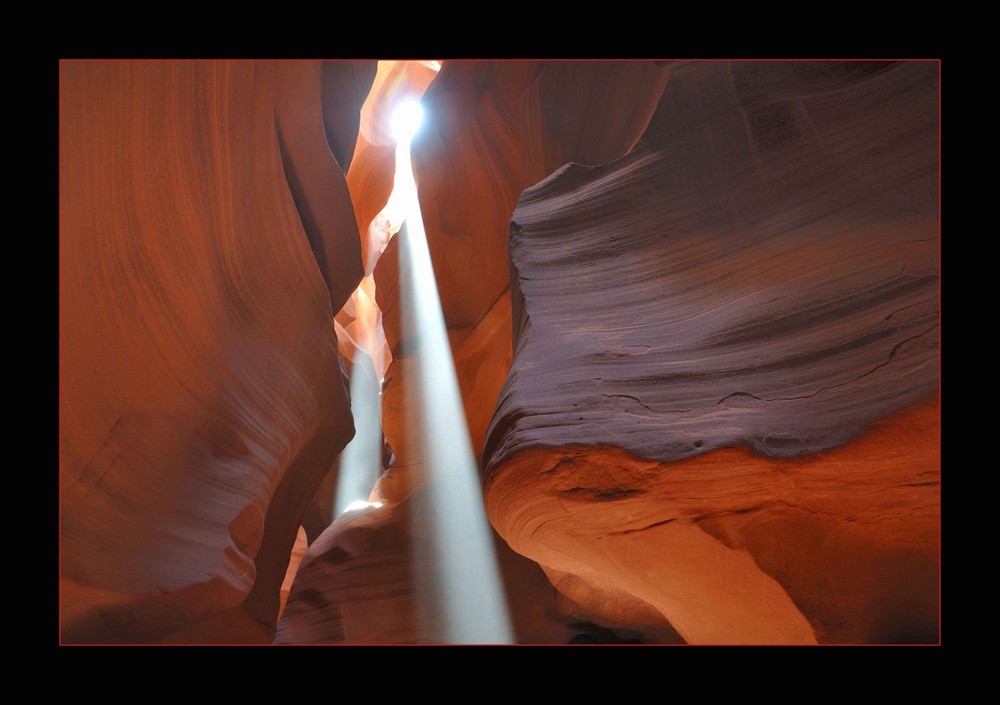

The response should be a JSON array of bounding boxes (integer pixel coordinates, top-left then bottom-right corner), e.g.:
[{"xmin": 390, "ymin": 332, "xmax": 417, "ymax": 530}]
[
  {"xmin": 390, "ymin": 100, "xmax": 424, "ymax": 144},
  {"xmin": 341, "ymin": 499, "xmax": 383, "ymax": 515}
]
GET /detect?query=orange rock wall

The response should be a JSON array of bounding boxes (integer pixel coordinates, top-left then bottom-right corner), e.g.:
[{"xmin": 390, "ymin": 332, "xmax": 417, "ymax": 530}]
[{"xmin": 60, "ymin": 60, "xmax": 372, "ymax": 642}]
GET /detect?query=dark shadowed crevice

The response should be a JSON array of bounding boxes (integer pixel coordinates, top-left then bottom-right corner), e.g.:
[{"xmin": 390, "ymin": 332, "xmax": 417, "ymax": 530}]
[{"xmin": 275, "ymin": 114, "xmax": 335, "ymax": 301}]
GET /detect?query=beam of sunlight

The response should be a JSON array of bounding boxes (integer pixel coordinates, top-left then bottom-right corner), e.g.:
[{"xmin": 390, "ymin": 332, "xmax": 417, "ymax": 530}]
[
  {"xmin": 333, "ymin": 356, "xmax": 383, "ymax": 516},
  {"xmin": 393, "ymin": 103, "xmax": 515, "ymax": 644}
]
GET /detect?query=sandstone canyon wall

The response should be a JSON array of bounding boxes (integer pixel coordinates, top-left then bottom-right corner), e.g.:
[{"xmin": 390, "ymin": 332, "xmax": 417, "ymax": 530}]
[
  {"xmin": 60, "ymin": 60, "xmax": 374, "ymax": 643},
  {"xmin": 483, "ymin": 61, "xmax": 940, "ymax": 644}
]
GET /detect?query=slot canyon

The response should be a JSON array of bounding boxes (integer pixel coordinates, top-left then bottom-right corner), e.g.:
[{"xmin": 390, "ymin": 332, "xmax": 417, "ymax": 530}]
[{"xmin": 59, "ymin": 59, "xmax": 940, "ymax": 645}]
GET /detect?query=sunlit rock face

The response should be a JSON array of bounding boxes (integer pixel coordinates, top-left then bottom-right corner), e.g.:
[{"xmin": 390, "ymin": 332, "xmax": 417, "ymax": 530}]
[
  {"xmin": 59, "ymin": 60, "xmax": 371, "ymax": 643},
  {"xmin": 349, "ymin": 61, "xmax": 439, "ymax": 276},
  {"xmin": 483, "ymin": 61, "xmax": 939, "ymax": 644}
]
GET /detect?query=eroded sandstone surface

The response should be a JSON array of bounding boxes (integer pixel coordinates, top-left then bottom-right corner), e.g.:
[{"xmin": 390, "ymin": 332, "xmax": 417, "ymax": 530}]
[
  {"xmin": 60, "ymin": 60, "xmax": 372, "ymax": 642},
  {"xmin": 483, "ymin": 61, "xmax": 939, "ymax": 644}
]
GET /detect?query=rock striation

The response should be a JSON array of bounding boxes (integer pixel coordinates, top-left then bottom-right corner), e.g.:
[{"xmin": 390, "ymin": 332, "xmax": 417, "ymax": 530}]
[
  {"xmin": 377, "ymin": 60, "xmax": 671, "ymax": 491},
  {"xmin": 60, "ymin": 60, "xmax": 372, "ymax": 642},
  {"xmin": 483, "ymin": 61, "xmax": 940, "ymax": 644}
]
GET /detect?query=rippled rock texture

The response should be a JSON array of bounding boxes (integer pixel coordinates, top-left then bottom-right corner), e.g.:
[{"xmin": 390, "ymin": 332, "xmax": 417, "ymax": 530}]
[
  {"xmin": 60, "ymin": 60, "xmax": 373, "ymax": 643},
  {"xmin": 483, "ymin": 61, "xmax": 939, "ymax": 644},
  {"xmin": 376, "ymin": 60, "xmax": 670, "ymax": 496}
]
